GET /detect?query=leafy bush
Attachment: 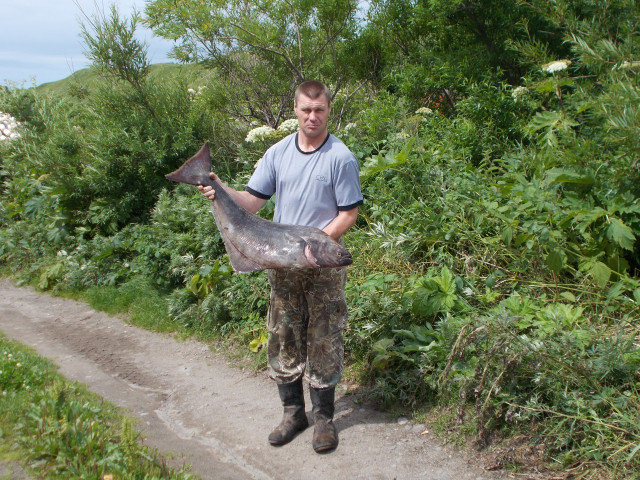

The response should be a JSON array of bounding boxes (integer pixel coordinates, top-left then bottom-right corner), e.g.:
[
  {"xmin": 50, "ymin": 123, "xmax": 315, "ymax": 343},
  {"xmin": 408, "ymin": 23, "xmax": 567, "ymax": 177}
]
[
  {"xmin": 2, "ymin": 0, "xmax": 640, "ymax": 476},
  {"xmin": 367, "ymin": 290, "xmax": 640, "ymax": 471}
]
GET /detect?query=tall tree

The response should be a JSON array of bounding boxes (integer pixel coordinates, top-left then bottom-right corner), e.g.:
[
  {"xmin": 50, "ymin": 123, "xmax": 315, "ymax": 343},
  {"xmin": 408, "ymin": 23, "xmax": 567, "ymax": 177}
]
[
  {"xmin": 144, "ymin": 0, "xmax": 359, "ymax": 127},
  {"xmin": 79, "ymin": 3, "xmax": 164, "ymax": 126},
  {"xmin": 365, "ymin": 0, "xmax": 565, "ymax": 94}
]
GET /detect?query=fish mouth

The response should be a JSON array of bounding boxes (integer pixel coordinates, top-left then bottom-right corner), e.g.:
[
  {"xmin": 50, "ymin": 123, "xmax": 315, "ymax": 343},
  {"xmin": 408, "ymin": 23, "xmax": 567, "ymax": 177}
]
[
  {"xmin": 304, "ymin": 244, "xmax": 353, "ymax": 268},
  {"xmin": 339, "ymin": 251, "xmax": 353, "ymax": 266}
]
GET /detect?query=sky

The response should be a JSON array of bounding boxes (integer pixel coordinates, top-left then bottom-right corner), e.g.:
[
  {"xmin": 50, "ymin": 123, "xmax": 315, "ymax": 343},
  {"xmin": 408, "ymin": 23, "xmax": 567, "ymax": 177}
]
[{"xmin": 1, "ymin": 0, "xmax": 175, "ymax": 87}]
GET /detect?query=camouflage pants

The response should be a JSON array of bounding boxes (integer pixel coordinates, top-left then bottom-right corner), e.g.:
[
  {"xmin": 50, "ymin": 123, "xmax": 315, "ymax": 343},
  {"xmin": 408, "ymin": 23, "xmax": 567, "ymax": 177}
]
[{"xmin": 266, "ymin": 266, "xmax": 348, "ymax": 389}]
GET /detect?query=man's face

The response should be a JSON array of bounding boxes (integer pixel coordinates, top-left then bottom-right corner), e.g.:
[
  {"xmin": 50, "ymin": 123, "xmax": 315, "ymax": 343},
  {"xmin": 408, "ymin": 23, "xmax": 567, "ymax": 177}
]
[{"xmin": 294, "ymin": 93, "xmax": 331, "ymax": 140}]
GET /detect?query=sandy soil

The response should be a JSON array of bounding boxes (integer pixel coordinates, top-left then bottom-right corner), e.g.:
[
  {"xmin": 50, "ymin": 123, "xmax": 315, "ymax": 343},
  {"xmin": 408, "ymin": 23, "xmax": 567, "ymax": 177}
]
[{"xmin": 0, "ymin": 278, "xmax": 512, "ymax": 480}]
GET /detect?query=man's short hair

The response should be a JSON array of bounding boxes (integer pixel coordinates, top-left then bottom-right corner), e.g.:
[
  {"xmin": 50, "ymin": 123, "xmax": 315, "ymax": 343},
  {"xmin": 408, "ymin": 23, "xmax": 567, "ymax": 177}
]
[{"xmin": 294, "ymin": 80, "xmax": 331, "ymax": 106}]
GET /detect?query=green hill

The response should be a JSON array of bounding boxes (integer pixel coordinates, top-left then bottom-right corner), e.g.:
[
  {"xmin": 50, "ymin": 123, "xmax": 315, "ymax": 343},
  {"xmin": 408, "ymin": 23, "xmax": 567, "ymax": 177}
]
[{"xmin": 36, "ymin": 62, "xmax": 211, "ymax": 97}]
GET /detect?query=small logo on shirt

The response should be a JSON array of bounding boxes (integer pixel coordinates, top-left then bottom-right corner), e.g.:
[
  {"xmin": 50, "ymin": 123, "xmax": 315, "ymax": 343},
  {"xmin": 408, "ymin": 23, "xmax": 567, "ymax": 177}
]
[{"xmin": 316, "ymin": 175, "xmax": 328, "ymax": 183}]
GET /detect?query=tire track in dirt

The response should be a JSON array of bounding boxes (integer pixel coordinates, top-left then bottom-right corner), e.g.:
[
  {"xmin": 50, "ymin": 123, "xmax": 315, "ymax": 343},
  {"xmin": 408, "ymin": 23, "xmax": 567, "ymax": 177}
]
[{"xmin": 0, "ymin": 279, "xmax": 508, "ymax": 480}]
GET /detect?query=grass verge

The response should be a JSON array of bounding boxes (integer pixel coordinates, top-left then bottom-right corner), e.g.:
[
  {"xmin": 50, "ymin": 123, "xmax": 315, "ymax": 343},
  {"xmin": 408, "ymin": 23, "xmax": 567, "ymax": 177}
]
[{"xmin": 0, "ymin": 334, "xmax": 196, "ymax": 479}]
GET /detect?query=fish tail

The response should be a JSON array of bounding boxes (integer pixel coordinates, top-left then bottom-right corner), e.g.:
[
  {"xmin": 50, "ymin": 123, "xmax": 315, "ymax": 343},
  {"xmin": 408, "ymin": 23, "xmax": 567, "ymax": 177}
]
[{"xmin": 165, "ymin": 142, "xmax": 213, "ymax": 186}]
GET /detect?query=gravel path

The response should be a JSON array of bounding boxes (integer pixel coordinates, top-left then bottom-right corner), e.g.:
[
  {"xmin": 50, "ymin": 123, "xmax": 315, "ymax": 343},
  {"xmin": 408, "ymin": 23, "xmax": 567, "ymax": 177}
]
[{"xmin": 0, "ymin": 278, "xmax": 510, "ymax": 480}]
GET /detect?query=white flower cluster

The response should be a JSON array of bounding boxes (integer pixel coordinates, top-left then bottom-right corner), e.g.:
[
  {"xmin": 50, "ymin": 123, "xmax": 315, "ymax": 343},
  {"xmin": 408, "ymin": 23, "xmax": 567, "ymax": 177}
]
[
  {"xmin": 511, "ymin": 86, "xmax": 529, "ymax": 101},
  {"xmin": 245, "ymin": 125, "xmax": 276, "ymax": 143},
  {"xmin": 415, "ymin": 107, "xmax": 433, "ymax": 115},
  {"xmin": 0, "ymin": 112, "xmax": 21, "ymax": 141},
  {"xmin": 543, "ymin": 60, "xmax": 571, "ymax": 74},
  {"xmin": 277, "ymin": 118, "xmax": 299, "ymax": 134},
  {"xmin": 187, "ymin": 86, "xmax": 205, "ymax": 96}
]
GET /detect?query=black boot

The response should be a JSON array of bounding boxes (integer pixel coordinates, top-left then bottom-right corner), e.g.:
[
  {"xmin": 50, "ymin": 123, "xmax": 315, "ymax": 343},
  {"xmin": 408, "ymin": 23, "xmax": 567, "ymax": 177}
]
[
  {"xmin": 268, "ymin": 378, "xmax": 309, "ymax": 446},
  {"xmin": 310, "ymin": 386, "xmax": 338, "ymax": 453}
]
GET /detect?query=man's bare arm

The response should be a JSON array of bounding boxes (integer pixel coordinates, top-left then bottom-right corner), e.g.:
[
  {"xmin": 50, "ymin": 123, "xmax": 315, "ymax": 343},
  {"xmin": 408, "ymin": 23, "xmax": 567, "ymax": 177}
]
[
  {"xmin": 198, "ymin": 173, "xmax": 267, "ymax": 214},
  {"xmin": 322, "ymin": 207, "xmax": 358, "ymax": 240}
]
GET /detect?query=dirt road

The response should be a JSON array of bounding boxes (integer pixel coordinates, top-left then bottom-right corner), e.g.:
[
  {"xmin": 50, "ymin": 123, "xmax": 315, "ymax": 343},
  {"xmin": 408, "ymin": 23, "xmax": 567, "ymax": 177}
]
[{"xmin": 0, "ymin": 278, "xmax": 508, "ymax": 480}]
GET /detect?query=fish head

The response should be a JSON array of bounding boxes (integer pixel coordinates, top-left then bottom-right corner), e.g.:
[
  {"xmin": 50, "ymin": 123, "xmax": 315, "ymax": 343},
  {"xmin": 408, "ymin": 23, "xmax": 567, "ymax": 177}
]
[{"xmin": 303, "ymin": 236, "xmax": 353, "ymax": 268}]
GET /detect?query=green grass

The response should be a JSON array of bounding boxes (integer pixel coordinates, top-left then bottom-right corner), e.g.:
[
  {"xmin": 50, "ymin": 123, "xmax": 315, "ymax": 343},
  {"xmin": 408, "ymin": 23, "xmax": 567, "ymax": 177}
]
[
  {"xmin": 0, "ymin": 335, "xmax": 195, "ymax": 479},
  {"xmin": 81, "ymin": 276, "xmax": 177, "ymax": 333},
  {"xmin": 35, "ymin": 63, "xmax": 211, "ymax": 97}
]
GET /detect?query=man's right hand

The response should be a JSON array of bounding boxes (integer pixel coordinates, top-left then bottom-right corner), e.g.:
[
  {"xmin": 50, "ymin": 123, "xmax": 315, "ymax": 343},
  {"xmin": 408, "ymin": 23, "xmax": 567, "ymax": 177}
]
[{"xmin": 197, "ymin": 172, "xmax": 219, "ymax": 200}]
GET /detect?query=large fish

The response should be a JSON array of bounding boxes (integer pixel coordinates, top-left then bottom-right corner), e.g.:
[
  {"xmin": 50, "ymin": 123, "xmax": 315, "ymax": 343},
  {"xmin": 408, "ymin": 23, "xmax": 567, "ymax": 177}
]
[{"xmin": 165, "ymin": 142, "xmax": 353, "ymax": 273}]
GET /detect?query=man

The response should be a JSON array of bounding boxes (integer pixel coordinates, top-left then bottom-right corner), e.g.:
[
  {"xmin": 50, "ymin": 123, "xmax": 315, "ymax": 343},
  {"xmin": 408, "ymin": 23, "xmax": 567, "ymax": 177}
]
[{"xmin": 199, "ymin": 80, "xmax": 362, "ymax": 453}]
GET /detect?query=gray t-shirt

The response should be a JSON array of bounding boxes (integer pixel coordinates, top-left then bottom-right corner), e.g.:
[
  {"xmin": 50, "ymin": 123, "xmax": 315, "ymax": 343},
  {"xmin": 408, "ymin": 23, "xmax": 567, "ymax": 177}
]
[{"xmin": 246, "ymin": 133, "xmax": 363, "ymax": 230}]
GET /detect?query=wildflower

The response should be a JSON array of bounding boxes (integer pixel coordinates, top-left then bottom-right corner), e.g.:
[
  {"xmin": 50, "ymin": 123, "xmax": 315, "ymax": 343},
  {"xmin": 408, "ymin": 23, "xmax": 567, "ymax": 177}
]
[
  {"xmin": 277, "ymin": 118, "xmax": 299, "ymax": 134},
  {"xmin": 415, "ymin": 107, "xmax": 433, "ymax": 115},
  {"xmin": 0, "ymin": 112, "xmax": 21, "ymax": 141},
  {"xmin": 542, "ymin": 60, "xmax": 571, "ymax": 74},
  {"xmin": 245, "ymin": 125, "xmax": 276, "ymax": 143},
  {"xmin": 511, "ymin": 86, "xmax": 529, "ymax": 101},
  {"xmin": 344, "ymin": 122, "xmax": 357, "ymax": 132},
  {"xmin": 187, "ymin": 88, "xmax": 196, "ymax": 95},
  {"xmin": 57, "ymin": 250, "xmax": 68, "ymax": 257}
]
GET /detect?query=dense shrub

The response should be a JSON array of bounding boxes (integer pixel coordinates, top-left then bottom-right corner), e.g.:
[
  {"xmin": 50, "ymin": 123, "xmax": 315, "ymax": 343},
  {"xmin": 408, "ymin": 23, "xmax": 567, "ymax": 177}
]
[{"xmin": 2, "ymin": 0, "xmax": 640, "ymax": 476}]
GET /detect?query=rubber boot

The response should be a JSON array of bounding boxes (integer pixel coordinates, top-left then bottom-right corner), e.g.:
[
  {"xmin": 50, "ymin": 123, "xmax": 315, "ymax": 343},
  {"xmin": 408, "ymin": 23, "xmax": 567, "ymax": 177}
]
[
  {"xmin": 268, "ymin": 378, "xmax": 309, "ymax": 446},
  {"xmin": 310, "ymin": 386, "xmax": 338, "ymax": 453}
]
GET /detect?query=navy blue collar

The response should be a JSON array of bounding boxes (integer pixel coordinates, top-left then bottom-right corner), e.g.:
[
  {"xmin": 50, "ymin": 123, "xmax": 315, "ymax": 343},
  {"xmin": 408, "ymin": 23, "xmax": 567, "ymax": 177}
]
[{"xmin": 295, "ymin": 132, "xmax": 330, "ymax": 154}]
